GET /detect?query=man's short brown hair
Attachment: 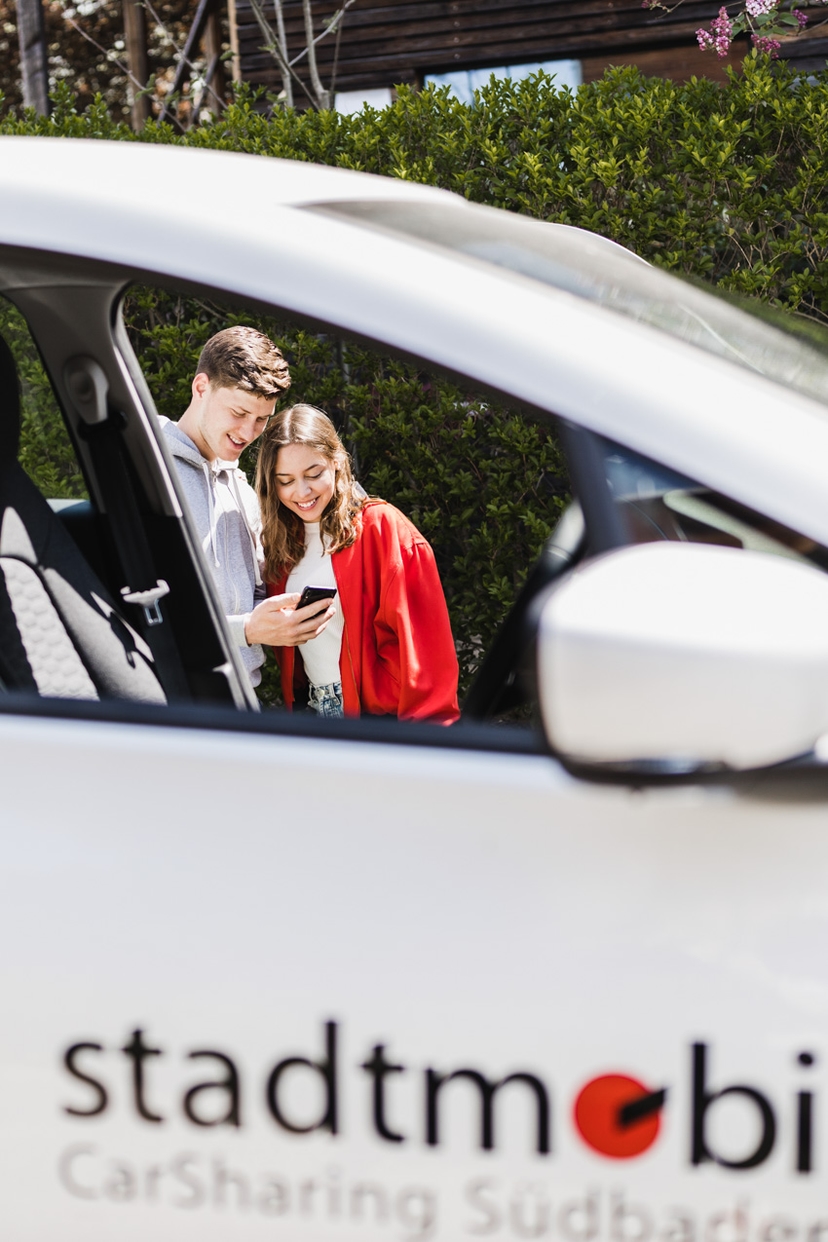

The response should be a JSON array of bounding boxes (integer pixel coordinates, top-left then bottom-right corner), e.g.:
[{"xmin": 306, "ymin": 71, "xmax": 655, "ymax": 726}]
[{"xmin": 196, "ymin": 326, "xmax": 291, "ymax": 400}]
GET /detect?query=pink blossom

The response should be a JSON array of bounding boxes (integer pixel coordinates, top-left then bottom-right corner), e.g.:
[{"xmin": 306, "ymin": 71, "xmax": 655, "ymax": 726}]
[
  {"xmin": 697, "ymin": 7, "xmax": 734, "ymax": 55},
  {"xmin": 752, "ymin": 32, "xmax": 782, "ymax": 52},
  {"xmin": 793, "ymin": 7, "xmax": 808, "ymax": 25},
  {"xmin": 745, "ymin": 0, "xmax": 777, "ymax": 17}
]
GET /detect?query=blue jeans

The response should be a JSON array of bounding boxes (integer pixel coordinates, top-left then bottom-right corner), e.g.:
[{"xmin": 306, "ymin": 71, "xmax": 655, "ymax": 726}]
[{"xmin": 308, "ymin": 681, "xmax": 344, "ymax": 718}]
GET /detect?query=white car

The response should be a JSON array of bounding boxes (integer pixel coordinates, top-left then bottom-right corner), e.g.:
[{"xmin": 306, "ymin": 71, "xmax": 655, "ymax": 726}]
[{"xmin": 1, "ymin": 136, "xmax": 828, "ymax": 1241}]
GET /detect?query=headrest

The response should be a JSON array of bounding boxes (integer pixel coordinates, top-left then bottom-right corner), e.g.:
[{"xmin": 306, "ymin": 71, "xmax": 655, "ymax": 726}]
[{"xmin": 0, "ymin": 334, "xmax": 21, "ymax": 462}]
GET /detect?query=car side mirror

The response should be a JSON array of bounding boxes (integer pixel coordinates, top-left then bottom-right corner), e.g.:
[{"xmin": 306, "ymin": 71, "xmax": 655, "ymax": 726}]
[{"xmin": 536, "ymin": 542, "xmax": 828, "ymax": 772}]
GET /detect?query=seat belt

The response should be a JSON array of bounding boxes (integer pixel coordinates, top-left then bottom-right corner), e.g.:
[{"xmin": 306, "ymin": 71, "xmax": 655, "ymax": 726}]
[{"xmin": 65, "ymin": 357, "xmax": 191, "ymax": 702}]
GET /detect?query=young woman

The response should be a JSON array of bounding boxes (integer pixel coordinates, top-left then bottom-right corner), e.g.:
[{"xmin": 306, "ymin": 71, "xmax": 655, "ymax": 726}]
[{"xmin": 256, "ymin": 404, "xmax": 460, "ymax": 724}]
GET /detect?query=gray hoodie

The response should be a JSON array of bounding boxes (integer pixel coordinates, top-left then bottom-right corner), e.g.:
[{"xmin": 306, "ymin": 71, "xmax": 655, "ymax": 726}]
[{"xmin": 162, "ymin": 419, "xmax": 266, "ymax": 687}]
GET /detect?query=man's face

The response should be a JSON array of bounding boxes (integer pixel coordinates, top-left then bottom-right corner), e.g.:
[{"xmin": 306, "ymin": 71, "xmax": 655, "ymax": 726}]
[{"xmin": 188, "ymin": 375, "xmax": 275, "ymax": 462}]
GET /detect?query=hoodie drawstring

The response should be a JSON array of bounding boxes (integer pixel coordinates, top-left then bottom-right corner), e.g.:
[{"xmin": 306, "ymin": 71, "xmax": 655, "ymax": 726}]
[
  {"xmin": 203, "ymin": 459, "xmax": 222, "ymax": 571},
  {"xmin": 229, "ymin": 467, "xmax": 263, "ymax": 588}
]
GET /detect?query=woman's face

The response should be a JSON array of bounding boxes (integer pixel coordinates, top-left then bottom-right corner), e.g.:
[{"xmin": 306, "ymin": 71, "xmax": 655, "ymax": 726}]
[{"xmin": 273, "ymin": 442, "xmax": 338, "ymax": 522}]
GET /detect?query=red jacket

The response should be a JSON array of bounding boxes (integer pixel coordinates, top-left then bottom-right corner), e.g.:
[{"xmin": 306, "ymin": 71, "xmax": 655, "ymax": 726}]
[{"xmin": 268, "ymin": 501, "xmax": 460, "ymax": 724}]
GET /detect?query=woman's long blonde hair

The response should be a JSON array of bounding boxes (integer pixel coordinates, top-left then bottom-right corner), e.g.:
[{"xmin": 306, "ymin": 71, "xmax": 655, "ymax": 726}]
[{"xmin": 256, "ymin": 404, "xmax": 365, "ymax": 581}]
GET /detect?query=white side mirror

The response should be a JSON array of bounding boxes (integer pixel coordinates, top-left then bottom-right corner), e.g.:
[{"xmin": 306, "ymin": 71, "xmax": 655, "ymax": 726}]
[{"xmin": 537, "ymin": 542, "xmax": 828, "ymax": 771}]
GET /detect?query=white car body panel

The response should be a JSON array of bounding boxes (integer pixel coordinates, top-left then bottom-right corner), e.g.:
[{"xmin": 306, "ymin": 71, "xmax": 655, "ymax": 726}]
[{"xmin": 2, "ymin": 715, "xmax": 827, "ymax": 1239}]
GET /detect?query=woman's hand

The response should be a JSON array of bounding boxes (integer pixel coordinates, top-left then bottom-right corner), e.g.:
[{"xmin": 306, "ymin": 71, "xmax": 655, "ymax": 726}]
[{"xmin": 244, "ymin": 593, "xmax": 336, "ymax": 647}]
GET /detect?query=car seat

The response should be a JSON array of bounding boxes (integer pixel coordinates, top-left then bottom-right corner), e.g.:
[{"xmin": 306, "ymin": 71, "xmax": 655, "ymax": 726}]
[{"xmin": 0, "ymin": 332, "xmax": 166, "ymax": 703}]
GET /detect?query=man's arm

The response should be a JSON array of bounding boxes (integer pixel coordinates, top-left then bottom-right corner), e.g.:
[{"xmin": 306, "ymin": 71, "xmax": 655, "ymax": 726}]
[
  {"xmin": 243, "ymin": 594, "xmax": 336, "ymax": 648},
  {"xmin": 225, "ymin": 576, "xmax": 268, "ymax": 648}
]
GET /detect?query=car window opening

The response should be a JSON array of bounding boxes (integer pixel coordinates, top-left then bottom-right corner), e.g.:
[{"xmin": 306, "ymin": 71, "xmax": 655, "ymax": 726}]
[
  {"xmin": 123, "ymin": 284, "xmax": 570, "ymax": 733},
  {"xmin": 9, "ymin": 275, "xmax": 823, "ymax": 756}
]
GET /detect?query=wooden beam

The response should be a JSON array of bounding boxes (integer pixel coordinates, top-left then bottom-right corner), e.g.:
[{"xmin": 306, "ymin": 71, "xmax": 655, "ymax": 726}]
[
  {"xmin": 203, "ymin": 3, "xmax": 227, "ymax": 107},
  {"xmin": 14, "ymin": 0, "xmax": 49, "ymax": 115},
  {"xmin": 581, "ymin": 41, "xmax": 746, "ymax": 81},
  {"xmin": 228, "ymin": 0, "xmax": 242, "ymax": 82},
  {"xmin": 123, "ymin": 0, "xmax": 151, "ymax": 130}
]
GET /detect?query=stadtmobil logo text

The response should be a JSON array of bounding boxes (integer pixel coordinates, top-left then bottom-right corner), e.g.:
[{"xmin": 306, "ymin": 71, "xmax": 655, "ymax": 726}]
[{"xmin": 60, "ymin": 1021, "xmax": 815, "ymax": 1174}]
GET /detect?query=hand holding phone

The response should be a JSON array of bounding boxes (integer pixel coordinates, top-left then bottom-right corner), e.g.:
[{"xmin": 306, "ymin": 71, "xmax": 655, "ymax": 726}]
[{"xmin": 296, "ymin": 585, "xmax": 338, "ymax": 619}]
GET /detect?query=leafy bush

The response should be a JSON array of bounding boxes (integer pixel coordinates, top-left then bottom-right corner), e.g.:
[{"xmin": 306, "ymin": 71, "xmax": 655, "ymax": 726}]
[{"xmin": 0, "ymin": 298, "xmax": 86, "ymax": 499}]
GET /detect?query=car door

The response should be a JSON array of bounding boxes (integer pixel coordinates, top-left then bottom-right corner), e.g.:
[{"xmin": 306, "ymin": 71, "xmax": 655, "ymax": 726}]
[{"xmin": 1, "ymin": 247, "xmax": 828, "ymax": 1242}]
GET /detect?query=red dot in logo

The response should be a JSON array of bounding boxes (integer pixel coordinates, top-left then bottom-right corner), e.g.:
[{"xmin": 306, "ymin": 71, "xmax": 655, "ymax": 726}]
[{"xmin": 573, "ymin": 1074, "xmax": 663, "ymax": 1159}]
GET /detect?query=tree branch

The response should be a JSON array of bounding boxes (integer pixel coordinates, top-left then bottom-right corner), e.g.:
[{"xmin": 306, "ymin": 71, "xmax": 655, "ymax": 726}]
[
  {"xmin": 271, "ymin": 0, "xmax": 292, "ymax": 106},
  {"xmin": 62, "ymin": 11, "xmax": 148, "ymax": 96},
  {"xmin": 141, "ymin": 0, "xmax": 225, "ymax": 114},
  {"xmin": 287, "ymin": 0, "xmax": 356, "ymax": 69},
  {"xmin": 247, "ymin": 0, "xmax": 315, "ymax": 107},
  {"xmin": 302, "ymin": 0, "xmax": 328, "ymax": 108}
]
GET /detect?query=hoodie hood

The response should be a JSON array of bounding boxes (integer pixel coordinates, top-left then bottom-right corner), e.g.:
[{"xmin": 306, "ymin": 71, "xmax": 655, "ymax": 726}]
[
  {"xmin": 160, "ymin": 417, "xmax": 266, "ymax": 687},
  {"xmin": 162, "ymin": 418, "xmax": 262, "ymax": 588}
]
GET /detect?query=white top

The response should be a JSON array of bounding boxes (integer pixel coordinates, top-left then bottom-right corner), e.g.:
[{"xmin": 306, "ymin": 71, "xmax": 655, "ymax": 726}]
[{"xmin": 285, "ymin": 523, "xmax": 345, "ymax": 687}]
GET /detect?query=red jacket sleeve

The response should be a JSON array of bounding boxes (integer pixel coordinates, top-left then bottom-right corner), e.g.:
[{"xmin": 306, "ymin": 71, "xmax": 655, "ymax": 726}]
[{"xmin": 378, "ymin": 535, "xmax": 460, "ymax": 725}]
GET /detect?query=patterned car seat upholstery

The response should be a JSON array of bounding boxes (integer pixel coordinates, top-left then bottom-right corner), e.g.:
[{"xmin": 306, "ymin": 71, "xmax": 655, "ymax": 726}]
[{"xmin": 0, "ymin": 333, "xmax": 166, "ymax": 702}]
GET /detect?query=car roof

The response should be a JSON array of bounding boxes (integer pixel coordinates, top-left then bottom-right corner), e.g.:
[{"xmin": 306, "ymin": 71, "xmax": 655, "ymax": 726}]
[
  {"xmin": 0, "ymin": 134, "xmax": 648, "ymax": 280},
  {"xmin": 0, "ymin": 135, "xmax": 457, "ymax": 210},
  {"xmin": 2, "ymin": 137, "xmax": 828, "ymax": 549},
  {"xmin": 0, "ymin": 134, "xmax": 638, "ymax": 269}
]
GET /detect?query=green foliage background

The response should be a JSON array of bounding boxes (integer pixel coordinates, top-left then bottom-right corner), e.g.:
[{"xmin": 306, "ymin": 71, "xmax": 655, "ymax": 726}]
[
  {"xmin": 3, "ymin": 57, "xmax": 828, "ymax": 698},
  {"xmin": 0, "ymin": 300, "xmax": 86, "ymax": 499}
]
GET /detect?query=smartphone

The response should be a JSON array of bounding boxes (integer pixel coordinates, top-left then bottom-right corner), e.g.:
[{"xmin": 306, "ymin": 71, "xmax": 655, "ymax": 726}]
[{"xmin": 296, "ymin": 585, "xmax": 337, "ymax": 617}]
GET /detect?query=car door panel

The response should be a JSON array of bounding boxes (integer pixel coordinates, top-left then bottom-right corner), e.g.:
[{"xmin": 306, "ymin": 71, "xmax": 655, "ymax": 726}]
[{"xmin": 0, "ymin": 713, "xmax": 826, "ymax": 1238}]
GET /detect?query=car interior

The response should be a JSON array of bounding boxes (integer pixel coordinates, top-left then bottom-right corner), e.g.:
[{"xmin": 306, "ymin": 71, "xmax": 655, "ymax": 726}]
[
  {"xmin": 0, "ymin": 259, "xmax": 253, "ymax": 712},
  {"xmin": 0, "ymin": 331, "xmax": 168, "ymax": 702}
]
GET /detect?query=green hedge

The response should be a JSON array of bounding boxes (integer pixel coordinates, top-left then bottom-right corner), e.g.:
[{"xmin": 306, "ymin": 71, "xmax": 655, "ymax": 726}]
[
  {"xmin": 3, "ymin": 59, "xmax": 828, "ymax": 701},
  {"xmin": 0, "ymin": 301, "xmax": 87, "ymax": 499}
]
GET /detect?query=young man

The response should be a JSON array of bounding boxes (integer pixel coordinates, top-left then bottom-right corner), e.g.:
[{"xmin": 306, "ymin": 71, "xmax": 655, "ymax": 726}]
[{"xmin": 162, "ymin": 325, "xmax": 333, "ymax": 690}]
